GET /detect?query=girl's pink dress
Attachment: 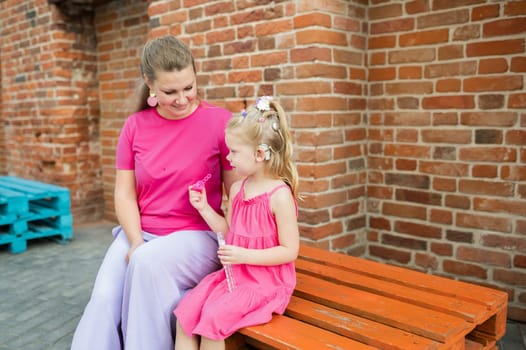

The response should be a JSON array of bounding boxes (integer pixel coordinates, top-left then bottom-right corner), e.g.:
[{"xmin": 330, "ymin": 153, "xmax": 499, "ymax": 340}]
[{"xmin": 174, "ymin": 180, "xmax": 296, "ymax": 340}]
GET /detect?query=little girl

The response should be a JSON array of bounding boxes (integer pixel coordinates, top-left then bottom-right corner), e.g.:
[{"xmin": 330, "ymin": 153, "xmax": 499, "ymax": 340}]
[{"xmin": 174, "ymin": 96, "xmax": 300, "ymax": 350}]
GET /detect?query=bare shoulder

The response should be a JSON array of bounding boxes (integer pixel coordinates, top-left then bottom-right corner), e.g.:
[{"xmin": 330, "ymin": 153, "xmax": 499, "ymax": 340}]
[{"xmin": 270, "ymin": 180, "xmax": 295, "ymax": 209}]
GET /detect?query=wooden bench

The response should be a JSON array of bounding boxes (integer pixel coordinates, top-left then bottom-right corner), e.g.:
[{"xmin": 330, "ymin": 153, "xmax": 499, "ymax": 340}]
[{"xmin": 226, "ymin": 244, "xmax": 508, "ymax": 350}]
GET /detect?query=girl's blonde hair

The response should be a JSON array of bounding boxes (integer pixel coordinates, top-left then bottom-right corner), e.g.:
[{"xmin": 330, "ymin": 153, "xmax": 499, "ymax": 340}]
[
  {"xmin": 226, "ymin": 97, "xmax": 299, "ymax": 199},
  {"xmin": 132, "ymin": 35, "xmax": 197, "ymax": 113}
]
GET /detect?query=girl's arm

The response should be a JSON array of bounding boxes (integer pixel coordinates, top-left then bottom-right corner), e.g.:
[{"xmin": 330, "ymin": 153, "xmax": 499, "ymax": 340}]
[
  {"xmin": 114, "ymin": 169, "xmax": 144, "ymax": 262},
  {"xmin": 219, "ymin": 187, "xmax": 299, "ymax": 266}
]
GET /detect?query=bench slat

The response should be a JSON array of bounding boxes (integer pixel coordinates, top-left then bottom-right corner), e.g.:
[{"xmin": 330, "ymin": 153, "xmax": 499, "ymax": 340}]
[
  {"xmin": 294, "ymin": 272, "xmax": 471, "ymax": 343},
  {"xmin": 285, "ymin": 296, "xmax": 442, "ymax": 350},
  {"xmin": 299, "ymin": 245, "xmax": 507, "ymax": 311},
  {"xmin": 239, "ymin": 314, "xmax": 379, "ymax": 350},
  {"xmin": 296, "ymin": 258, "xmax": 487, "ymax": 323}
]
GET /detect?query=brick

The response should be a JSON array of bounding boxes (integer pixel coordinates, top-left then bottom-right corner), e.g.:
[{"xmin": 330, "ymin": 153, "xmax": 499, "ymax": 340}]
[
  {"xmin": 474, "ymin": 197, "xmax": 526, "ymax": 217},
  {"xmin": 382, "ymin": 233, "xmax": 427, "ymax": 250},
  {"xmin": 368, "ymin": 185, "xmax": 394, "ymax": 200},
  {"xmin": 431, "ymin": 242, "xmax": 453, "ymax": 256},
  {"xmin": 382, "ymin": 202, "xmax": 427, "ymax": 220},
  {"xmin": 368, "ymin": 35, "xmax": 397, "ymax": 49},
  {"xmin": 457, "ymin": 246, "xmax": 511, "ymax": 267},
  {"xmin": 406, "ymin": 0, "xmax": 429, "ymax": 14},
  {"xmin": 391, "ymin": 48, "xmax": 436, "ymax": 64},
  {"xmin": 422, "ymin": 95, "xmax": 475, "ymax": 109},
  {"xmin": 293, "ymin": 12, "xmax": 331, "ymax": 29},
  {"xmin": 396, "ymin": 129, "xmax": 418, "ymax": 143},
  {"xmin": 369, "ymin": 67, "xmax": 396, "ymax": 81},
  {"xmin": 300, "ymin": 221, "xmax": 343, "ymax": 240},
  {"xmin": 370, "ymin": 18, "xmax": 414, "ymax": 34},
  {"xmin": 483, "ymin": 234, "xmax": 526, "ymax": 253},
  {"xmin": 394, "ymin": 220, "xmax": 442, "ymax": 239},
  {"xmin": 443, "ymin": 260, "xmax": 487, "ymax": 279},
  {"xmin": 384, "ymin": 144, "xmax": 430, "ymax": 158},
  {"xmin": 505, "ymin": 0, "xmax": 526, "ymax": 16},
  {"xmin": 446, "ymin": 229, "xmax": 473, "ymax": 243},
  {"xmin": 418, "ymin": 8, "xmax": 469, "ymax": 28},
  {"xmin": 386, "ymin": 81, "xmax": 433, "ymax": 95},
  {"xmin": 461, "ymin": 112, "xmax": 516, "ymax": 126},
  {"xmin": 298, "ymin": 209, "xmax": 330, "ymax": 225},
  {"xmin": 472, "ymin": 4, "xmax": 500, "ymax": 21},
  {"xmin": 296, "ymin": 29, "xmax": 347, "ymax": 46},
  {"xmin": 438, "ymin": 44, "xmax": 464, "ymax": 60},
  {"xmin": 385, "ymin": 173, "xmax": 430, "ymax": 189},
  {"xmin": 483, "ymin": 18, "xmax": 526, "ymax": 37},
  {"xmin": 445, "ymin": 194, "xmax": 471, "ymax": 210},
  {"xmin": 475, "ymin": 129, "xmax": 503, "ymax": 144},
  {"xmin": 479, "ymin": 58, "xmax": 508, "ymax": 74},
  {"xmin": 509, "ymin": 93, "xmax": 526, "ymax": 108},
  {"xmin": 501, "ymin": 166, "xmax": 526, "ymax": 182},
  {"xmin": 436, "ymin": 79, "xmax": 461, "ymax": 92},
  {"xmin": 478, "ymin": 94, "xmax": 505, "ymax": 109},
  {"xmin": 464, "ymin": 75, "xmax": 523, "ymax": 92},
  {"xmin": 369, "ymin": 244, "xmax": 411, "ymax": 264},
  {"xmin": 459, "ymin": 147, "xmax": 516, "ymax": 163},
  {"xmin": 494, "ymin": 268, "xmax": 526, "ymax": 286},
  {"xmin": 396, "ymin": 189, "xmax": 442, "ymax": 206},
  {"xmin": 369, "ymin": 3, "xmax": 403, "ymax": 20},
  {"xmin": 511, "ymin": 57, "xmax": 526, "ymax": 72},
  {"xmin": 433, "ymin": 177, "xmax": 456, "ymax": 192},
  {"xmin": 472, "ymin": 164, "xmax": 498, "ymax": 178},
  {"xmin": 467, "ymin": 39, "xmax": 525, "ymax": 57},
  {"xmin": 457, "ymin": 213, "xmax": 512, "ymax": 233},
  {"xmin": 400, "ymin": 29, "xmax": 449, "ymax": 46},
  {"xmin": 415, "ymin": 252, "xmax": 439, "ymax": 270},
  {"xmin": 514, "ymin": 255, "xmax": 526, "ymax": 269}
]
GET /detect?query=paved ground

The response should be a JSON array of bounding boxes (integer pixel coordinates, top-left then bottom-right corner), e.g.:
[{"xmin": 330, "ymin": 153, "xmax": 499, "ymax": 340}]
[{"xmin": 0, "ymin": 220, "xmax": 524, "ymax": 350}]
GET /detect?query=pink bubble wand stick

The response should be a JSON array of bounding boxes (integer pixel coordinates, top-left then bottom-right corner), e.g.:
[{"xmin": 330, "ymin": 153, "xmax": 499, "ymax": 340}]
[{"xmin": 216, "ymin": 232, "xmax": 235, "ymax": 293}]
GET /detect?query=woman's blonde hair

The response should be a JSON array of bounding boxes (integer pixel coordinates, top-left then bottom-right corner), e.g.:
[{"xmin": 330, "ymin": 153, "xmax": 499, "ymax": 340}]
[
  {"xmin": 226, "ymin": 97, "xmax": 299, "ymax": 199},
  {"xmin": 132, "ymin": 35, "xmax": 196, "ymax": 113}
]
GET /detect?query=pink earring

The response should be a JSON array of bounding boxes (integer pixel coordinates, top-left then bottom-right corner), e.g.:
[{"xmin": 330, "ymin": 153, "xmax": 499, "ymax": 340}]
[{"xmin": 147, "ymin": 91, "xmax": 158, "ymax": 107}]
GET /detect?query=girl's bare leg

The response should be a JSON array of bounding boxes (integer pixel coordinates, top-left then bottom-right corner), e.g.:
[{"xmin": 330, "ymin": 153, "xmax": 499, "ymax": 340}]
[
  {"xmin": 175, "ymin": 321, "xmax": 199, "ymax": 350},
  {"xmin": 200, "ymin": 337, "xmax": 225, "ymax": 350}
]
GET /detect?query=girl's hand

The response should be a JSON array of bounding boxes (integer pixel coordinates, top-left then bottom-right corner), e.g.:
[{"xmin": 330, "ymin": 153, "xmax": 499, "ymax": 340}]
[
  {"xmin": 188, "ymin": 186, "xmax": 208, "ymax": 212},
  {"xmin": 218, "ymin": 245, "xmax": 246, "ymax": 265}
]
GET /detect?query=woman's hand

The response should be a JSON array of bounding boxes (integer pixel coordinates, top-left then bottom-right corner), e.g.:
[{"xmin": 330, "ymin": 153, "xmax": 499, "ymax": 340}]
[
  {"xmin": 126, "ymin": 240, "xmax": 144, "ymax": 263},
  {"xmin": 218, "ymin": 245, "xmax": 247, "ymax": 265}
]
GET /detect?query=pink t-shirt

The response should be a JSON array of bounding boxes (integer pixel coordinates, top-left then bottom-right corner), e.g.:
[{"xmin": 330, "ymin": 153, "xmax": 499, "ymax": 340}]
[{"xmin": 116, "ymin": 101, "xmax": 232, "ymax": 235}]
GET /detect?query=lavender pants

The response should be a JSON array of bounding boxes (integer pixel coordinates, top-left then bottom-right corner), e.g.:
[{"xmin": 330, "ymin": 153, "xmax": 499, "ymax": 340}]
[{"xmin": 71, "ymin": 226, "xmax": 220, "ymax": 350}]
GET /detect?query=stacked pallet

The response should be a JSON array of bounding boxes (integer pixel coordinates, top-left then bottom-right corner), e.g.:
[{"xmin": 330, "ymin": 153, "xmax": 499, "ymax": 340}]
[{"xmin": 0, "ymin": 176, "xmax": 72, "ymax": 254}]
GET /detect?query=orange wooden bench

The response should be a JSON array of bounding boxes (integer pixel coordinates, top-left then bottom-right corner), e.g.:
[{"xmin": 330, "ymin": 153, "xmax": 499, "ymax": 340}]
[{"xmin": 226, "ymin": 244, "xmax": 508, "ymax": 350}]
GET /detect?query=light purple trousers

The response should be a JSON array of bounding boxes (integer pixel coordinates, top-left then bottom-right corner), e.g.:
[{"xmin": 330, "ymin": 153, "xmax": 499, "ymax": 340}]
[{"xmin": 71, "ymin": 226, "xmax": 220, "ymax": 350}]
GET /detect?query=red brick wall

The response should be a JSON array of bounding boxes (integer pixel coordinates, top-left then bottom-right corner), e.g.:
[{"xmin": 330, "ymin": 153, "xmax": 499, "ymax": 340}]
[
  {"xmin": 0, "ymin": 0, "xmax": 104, "ymax": 222},
  {"xmin": 94, "ymin": 0, "xmax": 150, "ymax": 220},
  {"xmin": 366, "ymin": 0, "xmax": 526, "ymax": 321},
  {"xmin": 96, "ymin": 0, "xmax": 370, "ymax": 256}
]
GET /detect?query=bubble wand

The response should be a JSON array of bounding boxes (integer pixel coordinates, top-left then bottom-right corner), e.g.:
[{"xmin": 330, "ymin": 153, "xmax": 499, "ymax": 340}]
[
  {"xmin": 190, "ymin": 173, "xmax": 211, "ymax": 192},
  {"xmin": 216, "ymin": 232, "xmax": 235, "ymax": 293}
]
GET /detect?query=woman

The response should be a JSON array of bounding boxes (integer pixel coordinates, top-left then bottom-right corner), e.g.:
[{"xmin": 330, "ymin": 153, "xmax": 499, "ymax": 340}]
[{"xmin": 71, "ymin": 35, "xmax": 238, "ymax": 350}]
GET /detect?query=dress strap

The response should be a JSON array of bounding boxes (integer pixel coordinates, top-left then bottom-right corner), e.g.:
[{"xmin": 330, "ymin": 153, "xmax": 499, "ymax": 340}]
[{"xmin": 268, "ymin": 183, "xmax": 290, "ymax": 196}]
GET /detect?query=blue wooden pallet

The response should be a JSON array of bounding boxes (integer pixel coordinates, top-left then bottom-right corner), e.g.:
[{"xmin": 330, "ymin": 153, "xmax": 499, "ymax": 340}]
[{"xmin": 0, "ymin": 176, "xmax": 72, "ymax": 254}]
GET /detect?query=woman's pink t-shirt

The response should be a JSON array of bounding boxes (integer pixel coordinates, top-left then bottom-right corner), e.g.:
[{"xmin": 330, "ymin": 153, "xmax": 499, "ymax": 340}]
[{"xmin": 116, "ymin": 102, "xmax": 232, "ymax": 235}]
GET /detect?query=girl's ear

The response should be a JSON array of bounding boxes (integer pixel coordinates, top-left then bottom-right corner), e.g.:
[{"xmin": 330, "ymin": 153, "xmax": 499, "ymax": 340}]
[
  {"xmin": 254, "ymin": 147, "xmax": 266, "ymax": 162},
  {"xmin": 256, "ymin": 144, "xmax": 271, "ymax": 161}
]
